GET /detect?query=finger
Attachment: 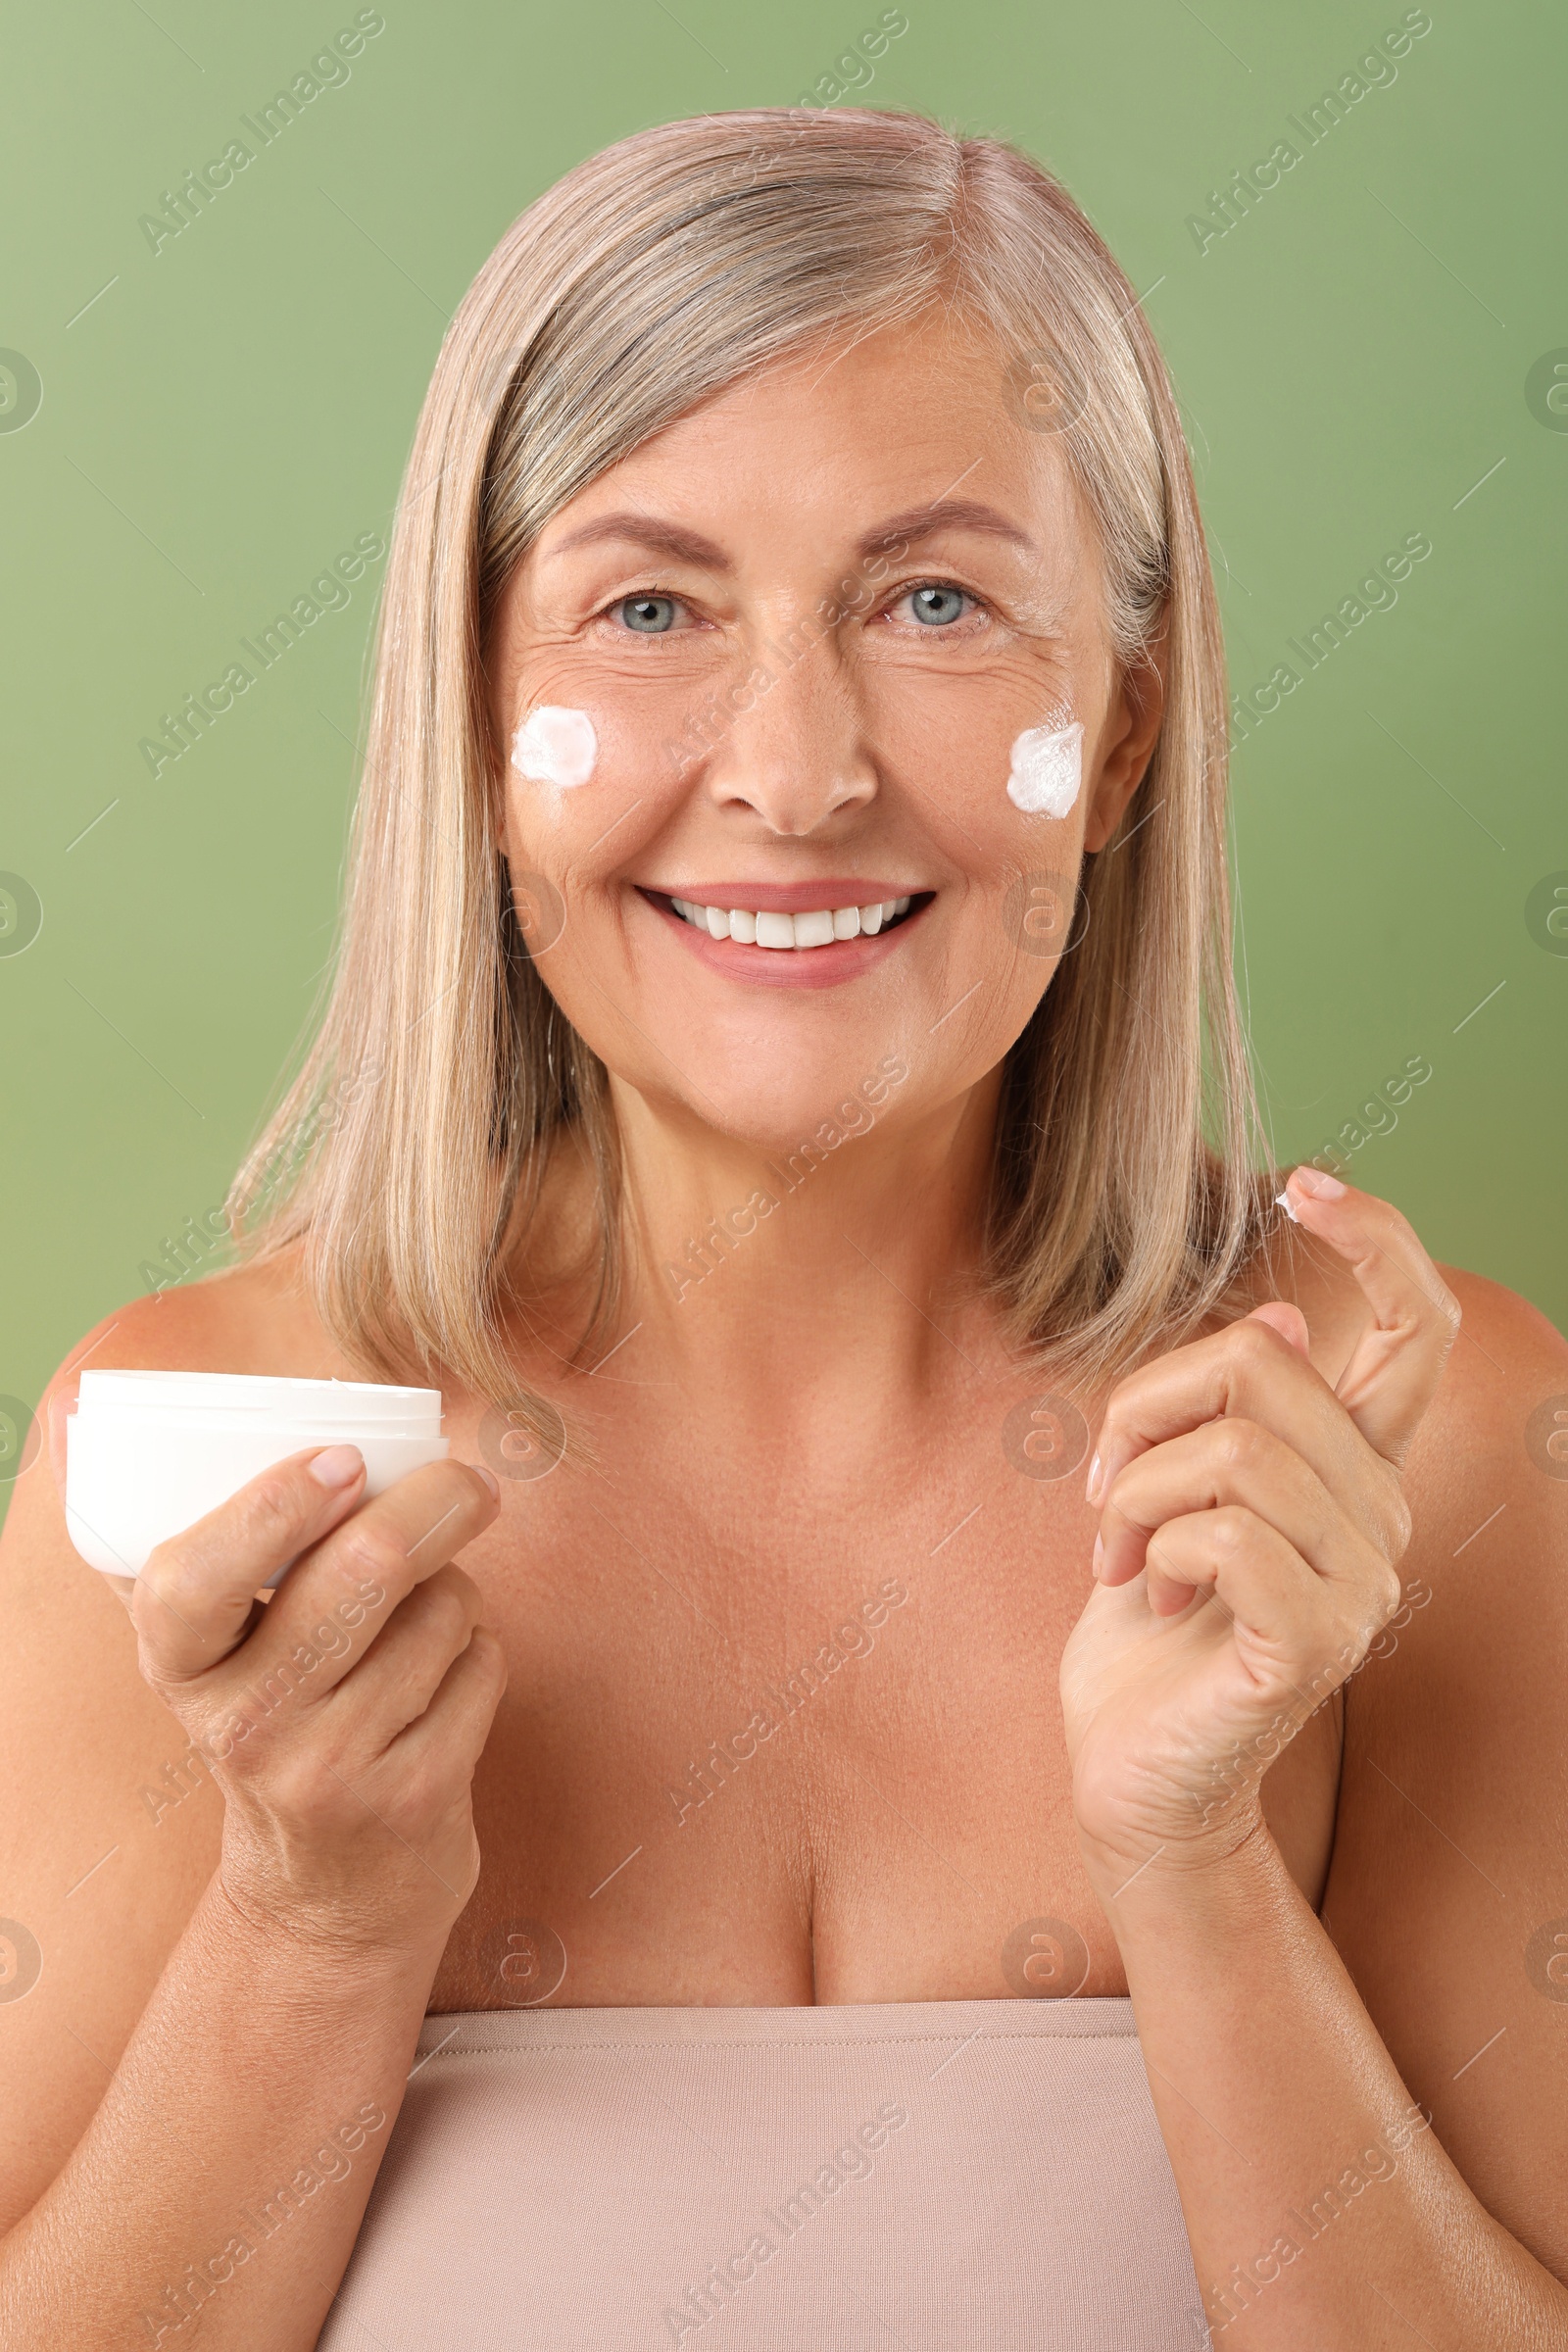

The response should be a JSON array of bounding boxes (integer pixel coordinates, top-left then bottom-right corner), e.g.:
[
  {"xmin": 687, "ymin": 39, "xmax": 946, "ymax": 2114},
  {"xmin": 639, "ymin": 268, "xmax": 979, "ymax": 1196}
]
[
  {"xmin": 1139, "ymin": 1509, "xmax": 1355, "ymax": 1668},
  {"xmin": 134, "ymin": 1446, "xmax": 370, "ymax": 1678},
  {"xmin": 380, "ymin": 1622, "xmax": 508, "ymax": 1776},
  {"xmin": 1092, "ymin": 1304, "xmax": 1320, "ymax": 1617},
  {"xmin": 323, "ymin": 1567, "xmax": 487, "ymax": 1761},
  {"xmin": 1278, "ymin": 1165, "xmax": 1460, "ymax": 1462},
  {"xmin": 1089, "ymin": 1314, "xmax": 1383, "ymax": 1536},
  {"xmin": 206, "ymin": 1458, "xmax": 500, "ymax": 1711},
  {"xmin": 1097, "ymin": 1417, "xmax": 1396, "ymax": 1595},
  {"xmin": 1144, "ymin": 1505, "xmax": 1400, "ymax": 1702},
  {"xmin": 1249, "ymin": 1299, "xmax": 1309, "ymax": 1356}
]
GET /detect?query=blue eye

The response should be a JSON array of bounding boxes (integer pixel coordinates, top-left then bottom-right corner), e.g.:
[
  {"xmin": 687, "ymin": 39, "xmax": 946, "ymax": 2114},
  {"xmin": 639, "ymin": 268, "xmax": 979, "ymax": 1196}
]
[
  {"xmin": 617, "ymin": 594, "xmax": 678, "ymax": 633},
  {"xmin": 906, "ymin": 584, "xmax": 970, "ymax": 626}
]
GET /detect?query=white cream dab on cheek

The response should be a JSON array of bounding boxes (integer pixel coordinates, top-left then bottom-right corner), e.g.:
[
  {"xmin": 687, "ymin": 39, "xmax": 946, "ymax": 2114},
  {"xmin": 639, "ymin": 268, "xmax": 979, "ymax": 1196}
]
[
  {"xmin": 1005, "ymin": 719, "xmax": 1084, "ymax": 818},
  {"xmin": 511, "ymin": 705, "xmax": 598, "ymax": 790}
]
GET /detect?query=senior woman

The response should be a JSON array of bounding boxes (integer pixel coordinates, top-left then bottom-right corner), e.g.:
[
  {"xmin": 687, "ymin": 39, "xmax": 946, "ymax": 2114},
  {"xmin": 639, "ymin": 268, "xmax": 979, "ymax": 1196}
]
[{"xmin": 1, "ymin": 109, "xmax": 1563, "ymax": 2350}]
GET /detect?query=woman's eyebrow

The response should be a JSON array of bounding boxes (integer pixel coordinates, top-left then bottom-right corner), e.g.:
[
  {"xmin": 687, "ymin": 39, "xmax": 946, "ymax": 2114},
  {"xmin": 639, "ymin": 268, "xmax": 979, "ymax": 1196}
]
[
  {"xmin": 546, "ymin": 513, "xmax": 731, "ymax": 568},
  {"xmin": 546, "ymin": 498, "xmax": 1038, "ymax": 572},
  {"xmin": 858, "ymin": 499, "xmax": 1038, "ymax": 559}
]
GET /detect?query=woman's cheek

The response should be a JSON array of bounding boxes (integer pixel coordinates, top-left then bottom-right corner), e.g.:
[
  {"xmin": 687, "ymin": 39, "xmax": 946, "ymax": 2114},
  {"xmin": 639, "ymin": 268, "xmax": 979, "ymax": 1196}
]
[
  {"xmin": 508, "ymin": 688, "xmax": 698, "ymax": 832},
  {"xmin": 869, "ymin": 672, "xmax": 1086, "ymax": 833},
  {"xmin": 506, "ymin": 699, "xmax": 638, "ymax": 859},
  {"xmin": 511, "ymin": 703, "xmax": 599, "ymax": 796},
  {"xmin": 1004, "ymin": 713, "xmax": 1084, "ymax": 818}
]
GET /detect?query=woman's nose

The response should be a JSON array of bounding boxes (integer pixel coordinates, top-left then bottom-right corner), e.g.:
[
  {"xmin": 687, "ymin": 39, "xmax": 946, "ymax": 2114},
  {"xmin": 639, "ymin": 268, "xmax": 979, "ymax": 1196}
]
[{"xmin": 697, "ymin": 628, "xmax": 878, "ymax": 835}]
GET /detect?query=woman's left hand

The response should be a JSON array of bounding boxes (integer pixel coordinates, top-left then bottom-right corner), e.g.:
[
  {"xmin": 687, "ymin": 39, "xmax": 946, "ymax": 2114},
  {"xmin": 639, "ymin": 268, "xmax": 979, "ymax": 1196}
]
[{"xmin": 1060, "ymin": 1167, "xmax": 1461, "ymax": 1893}]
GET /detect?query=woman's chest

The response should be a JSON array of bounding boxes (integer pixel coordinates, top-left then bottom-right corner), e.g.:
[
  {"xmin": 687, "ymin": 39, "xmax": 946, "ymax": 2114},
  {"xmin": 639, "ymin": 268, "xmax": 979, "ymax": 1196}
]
[{"xmin": 426, "ymin": 1397, "xmax": 1341, "ymax": 2012}]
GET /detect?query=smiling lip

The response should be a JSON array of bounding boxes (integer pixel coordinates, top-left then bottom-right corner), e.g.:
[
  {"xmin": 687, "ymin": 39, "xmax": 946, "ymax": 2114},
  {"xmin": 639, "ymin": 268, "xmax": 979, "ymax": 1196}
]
[
  {"xmin": 648, "ymin": 881, "xmax": 918, "ymax": 913},
  {"xmin": 639, "ymin": 885, "xmax": 929, "ymax": 990}
]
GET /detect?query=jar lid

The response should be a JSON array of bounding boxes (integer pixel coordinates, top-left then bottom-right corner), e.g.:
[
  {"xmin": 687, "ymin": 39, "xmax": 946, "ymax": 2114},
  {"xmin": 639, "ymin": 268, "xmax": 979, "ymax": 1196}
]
[{"xmin": 74, "ymin": 1368, "xmax": 443, "ymax": 1432}]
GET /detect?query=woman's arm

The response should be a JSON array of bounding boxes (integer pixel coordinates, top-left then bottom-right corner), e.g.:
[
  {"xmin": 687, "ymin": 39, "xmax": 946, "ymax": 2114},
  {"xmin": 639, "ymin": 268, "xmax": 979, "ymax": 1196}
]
[
  {"xmin": 1063, "ymin": 1174, "xmax": 1568, "ymax": 2345},
  {"xmin": 5, "ymin": 1884, "xmax": 437, "ymax": 2348},
  {"xmin": 1103, "ymin": 1827, "xmax": 1561, "ymax": 2345},
  {"xmin": 0, "ymin": 1344, "xmax": 505, "ymax": 2350}
]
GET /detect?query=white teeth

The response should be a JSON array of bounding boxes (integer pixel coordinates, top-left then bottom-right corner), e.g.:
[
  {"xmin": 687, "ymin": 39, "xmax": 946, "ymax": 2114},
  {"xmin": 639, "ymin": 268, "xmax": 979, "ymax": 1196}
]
[
  {"xmin": 669, "ymin": 896, "xmax": 916, "ymax": 948},
  {"xmin": 792, "ymin": 908, "xmax": 835, "ymax": 950}
]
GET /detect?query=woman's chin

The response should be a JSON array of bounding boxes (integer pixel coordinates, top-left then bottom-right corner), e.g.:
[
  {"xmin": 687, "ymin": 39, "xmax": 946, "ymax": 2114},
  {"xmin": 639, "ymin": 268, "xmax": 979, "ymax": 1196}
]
[{"xmin": 630, "ymin": 1066, "xmax": 913, "ymax": 1164}]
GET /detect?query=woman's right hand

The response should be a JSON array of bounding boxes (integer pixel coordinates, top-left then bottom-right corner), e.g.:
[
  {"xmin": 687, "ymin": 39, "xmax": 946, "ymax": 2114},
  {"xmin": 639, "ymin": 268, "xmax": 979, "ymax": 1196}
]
[{"xmin": 119, "ymin": 1445, "xmax": 506, "ymax": 1959}]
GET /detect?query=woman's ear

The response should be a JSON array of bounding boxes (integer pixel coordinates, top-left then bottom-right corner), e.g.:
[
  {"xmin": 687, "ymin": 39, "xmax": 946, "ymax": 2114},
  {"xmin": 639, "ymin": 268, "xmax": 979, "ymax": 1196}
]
[{"xmin": 1082, "ymin": 620, "xmax": 1167, "ymax": 853}]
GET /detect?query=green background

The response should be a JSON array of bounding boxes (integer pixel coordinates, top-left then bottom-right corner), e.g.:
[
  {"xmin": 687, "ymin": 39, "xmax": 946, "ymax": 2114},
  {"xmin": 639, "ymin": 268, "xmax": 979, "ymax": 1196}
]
[{"xmin": 2, "ymin": 0, "xmax": 1563, "ymax": 1484}]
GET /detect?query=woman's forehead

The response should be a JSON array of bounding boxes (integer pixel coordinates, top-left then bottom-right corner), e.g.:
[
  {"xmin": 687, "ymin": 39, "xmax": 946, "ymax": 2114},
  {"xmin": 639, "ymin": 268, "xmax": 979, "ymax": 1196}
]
[
  {"xmin": 518, "ymin": 330, "xmax": 1094, "ymax": 602},
  {"xmin": 562, "ymin": 318, "xmax": 1071, "ymax": 491}
]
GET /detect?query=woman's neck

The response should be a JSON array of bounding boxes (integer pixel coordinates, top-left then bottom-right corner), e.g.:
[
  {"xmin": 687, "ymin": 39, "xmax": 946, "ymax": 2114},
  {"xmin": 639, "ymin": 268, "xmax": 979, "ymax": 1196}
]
[{"xmin": 510, "ymin": 1067, "xmax": 1010, "ymax": 1422}]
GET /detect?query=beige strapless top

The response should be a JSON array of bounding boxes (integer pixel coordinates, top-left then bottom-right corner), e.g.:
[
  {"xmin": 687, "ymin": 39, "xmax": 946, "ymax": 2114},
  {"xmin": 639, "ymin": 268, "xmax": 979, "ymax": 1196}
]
[{"xmin": 318, "ymin": 1997, "xmax": 1203, "ymax": 2350}]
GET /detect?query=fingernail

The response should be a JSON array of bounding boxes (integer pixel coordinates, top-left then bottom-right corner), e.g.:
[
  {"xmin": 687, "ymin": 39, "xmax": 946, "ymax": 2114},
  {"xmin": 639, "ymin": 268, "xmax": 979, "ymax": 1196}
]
[
  {"xmin": 473, "ymin": 1464, "xmax": 501, "ymax": 1500},
  {"xmin": 309, "ymin": 1444, "xmax": 364, "ymax": 1490},
  {"xmin": 1092, "ymin": 1534, "xmax": 1104, "ymax": 1581},
  {"xmin": 1085, "ymin": 1450, "xmax": 1104, "ymax": 1506},
  {"xmin": 1292, "ymin": 1165, "xmax": 1347, "ymax": 1200}
]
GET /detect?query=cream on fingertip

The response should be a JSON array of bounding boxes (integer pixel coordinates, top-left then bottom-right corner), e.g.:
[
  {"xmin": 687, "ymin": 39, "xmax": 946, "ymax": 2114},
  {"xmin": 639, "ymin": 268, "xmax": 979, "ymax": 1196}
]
[
  {"xmin": 1274, "ymin": 1190, "xmax": 1300, "ymax": 1225},
  {"xmin": 1292, "ymin": 1164, "xmax": 1348, "ymax": 1200}
]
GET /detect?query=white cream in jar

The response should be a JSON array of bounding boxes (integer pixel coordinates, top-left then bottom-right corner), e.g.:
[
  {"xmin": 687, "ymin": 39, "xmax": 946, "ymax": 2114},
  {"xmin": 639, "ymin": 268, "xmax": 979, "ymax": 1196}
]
[{"xmin": 65, "ymin": 1370, "xmax": 448, "ymax": 1582}]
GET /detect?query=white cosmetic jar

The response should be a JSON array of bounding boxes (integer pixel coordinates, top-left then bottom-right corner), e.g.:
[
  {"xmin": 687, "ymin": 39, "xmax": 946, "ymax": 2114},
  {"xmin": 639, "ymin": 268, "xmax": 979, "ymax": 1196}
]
[{"xmin": 65, "ymin": 1369, "xmax": 449, "ymax": 1581}]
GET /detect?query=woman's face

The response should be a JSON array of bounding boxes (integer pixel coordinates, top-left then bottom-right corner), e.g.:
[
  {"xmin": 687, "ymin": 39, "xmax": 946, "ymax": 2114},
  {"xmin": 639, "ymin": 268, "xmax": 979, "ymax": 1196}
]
[{"xmin": 486, "ymin": 310, "xmax": 1161, "ymax": 1154}]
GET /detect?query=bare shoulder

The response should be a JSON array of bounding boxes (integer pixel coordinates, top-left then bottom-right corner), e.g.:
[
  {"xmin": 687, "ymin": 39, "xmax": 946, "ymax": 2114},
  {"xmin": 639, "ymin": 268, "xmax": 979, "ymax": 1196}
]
[
  {"xmin": 1323, "ymin": 1261, "xmax": 1568, "ymax": 2269},
  {"xmin": 0, "ymin": 1250, "xmax": 343, "ymax": 2229},
  {"xmin": 1254, "ymin": 1206, "xmax": 1566, "ymax": 1535},
  {"xmin": 3, "ymin": 1245, "xmax": 353, "ymax": 1873},
  {"xmin": 43, "ymin": 1243, "xmax": 347, "ymax": 1389},
  {"xmin": 1275, "ymin": 1224, "xmax": 1568, "ymax": 1555},
  {"xmin": 1404, "ymin": 1263, "xmax": 1568, "ymax": 1526},
  {"xmin": 1, "ymin": 1260, "xmax": 328, "ymax": 1768}
]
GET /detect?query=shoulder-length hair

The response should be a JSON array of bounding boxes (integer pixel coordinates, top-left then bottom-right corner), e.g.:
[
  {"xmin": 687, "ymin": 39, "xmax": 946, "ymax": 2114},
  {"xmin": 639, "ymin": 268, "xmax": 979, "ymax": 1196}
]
[{"xmin": 227, "ymin": 107, "xmax": 1266, "ymax": 1419}]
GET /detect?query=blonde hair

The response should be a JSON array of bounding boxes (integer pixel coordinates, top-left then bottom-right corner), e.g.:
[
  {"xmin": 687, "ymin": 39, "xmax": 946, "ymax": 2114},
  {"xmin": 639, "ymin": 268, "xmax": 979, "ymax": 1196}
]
[{"xmin": 228, "ymin": 106, "xmax": 1265, "ymax": 1414}]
